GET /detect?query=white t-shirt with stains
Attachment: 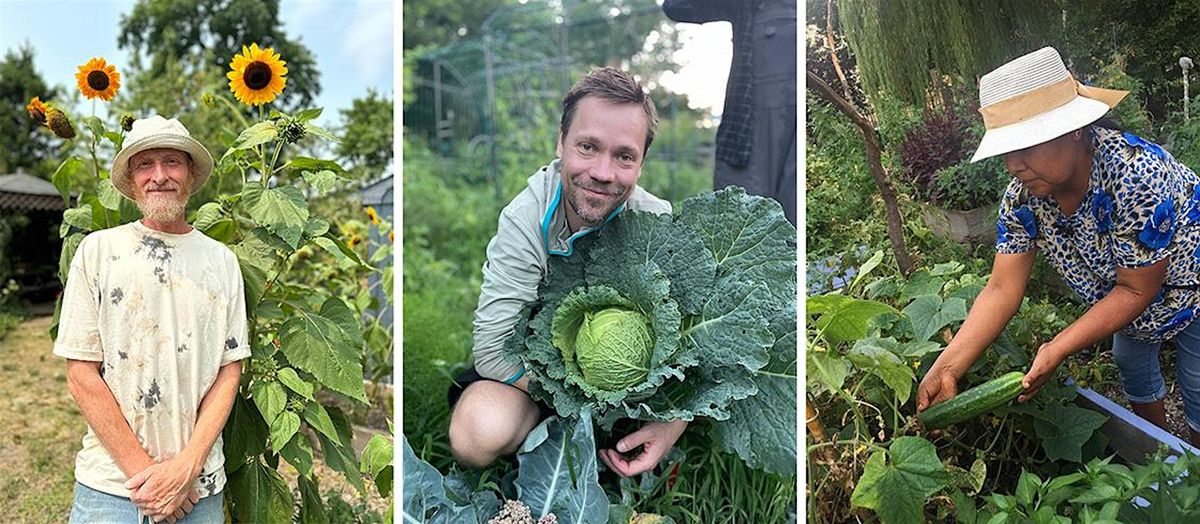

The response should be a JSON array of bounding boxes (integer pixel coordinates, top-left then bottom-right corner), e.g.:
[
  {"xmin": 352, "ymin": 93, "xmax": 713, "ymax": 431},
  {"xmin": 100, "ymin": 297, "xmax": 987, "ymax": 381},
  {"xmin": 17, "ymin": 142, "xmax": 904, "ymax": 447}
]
[{"xmin": 54, "ymin": 220, "xmax": 250, "ymax": 498}]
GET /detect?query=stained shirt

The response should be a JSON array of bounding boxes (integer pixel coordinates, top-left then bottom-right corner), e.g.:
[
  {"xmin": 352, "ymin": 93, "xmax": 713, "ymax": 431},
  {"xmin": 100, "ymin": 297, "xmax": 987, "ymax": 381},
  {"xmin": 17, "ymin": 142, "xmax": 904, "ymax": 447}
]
[
  {"xmin": 472, "ymin": 159, "xmax": 672, "ymax": 383},
  {"xmin": 996, "ymin": 126, "xmax": 1200, "ymax": 342},
  {"xmin": 53, "ymin": 221, "xmax": 250, "ymax": 498}
]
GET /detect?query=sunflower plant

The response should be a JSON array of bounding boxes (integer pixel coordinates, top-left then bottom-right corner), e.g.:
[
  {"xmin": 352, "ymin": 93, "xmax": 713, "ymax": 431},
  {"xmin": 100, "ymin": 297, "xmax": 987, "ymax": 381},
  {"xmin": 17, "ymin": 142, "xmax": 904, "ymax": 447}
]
[{"xmin": 36, "ymin": 47, "xmax": 394, "ymax": 523}]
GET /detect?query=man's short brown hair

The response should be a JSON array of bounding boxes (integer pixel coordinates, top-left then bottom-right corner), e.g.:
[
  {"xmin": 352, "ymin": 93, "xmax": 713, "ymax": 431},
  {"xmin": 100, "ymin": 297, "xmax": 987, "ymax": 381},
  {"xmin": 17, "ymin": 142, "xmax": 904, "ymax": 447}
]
[{"xmin": 559, "ymin": 67, "xmax": 658, "ymax": 156}]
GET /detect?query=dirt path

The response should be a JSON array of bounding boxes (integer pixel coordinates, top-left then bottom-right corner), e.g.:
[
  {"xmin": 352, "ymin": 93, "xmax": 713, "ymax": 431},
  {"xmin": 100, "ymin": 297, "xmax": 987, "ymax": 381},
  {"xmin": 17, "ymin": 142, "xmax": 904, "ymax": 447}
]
[
  {"xmin": 0, "ymin": 316, "xmax": 389, "ymax": 521},
  {"xmin": 0, "ymin": 316, "xmax": 77, "ymax": 522}
]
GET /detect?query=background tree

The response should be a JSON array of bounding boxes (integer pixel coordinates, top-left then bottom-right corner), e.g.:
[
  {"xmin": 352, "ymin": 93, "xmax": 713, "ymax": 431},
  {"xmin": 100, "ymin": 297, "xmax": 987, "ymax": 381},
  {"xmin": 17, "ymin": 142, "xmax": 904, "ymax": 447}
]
[
  {"xmin": 0, "ymin": 45, "xmax": 61, "ymax": 178},
  {"xmin": 403, "ymin": 0, "xmax": 510, "ymax": 50},
  {"xmin": 835, "ymin": 0, "xmax": 1059, "ymax": 109},
  {"xmin": 1059, "ymin": 0, "xmax": 1200, "ymax": 121},
  {"xmin": 118, "ymin": 0, "xmax": 320, "ymax": 110},
  {"xmin": 337, "ymin": 89, "xmax": 394, "ymax": 181}
]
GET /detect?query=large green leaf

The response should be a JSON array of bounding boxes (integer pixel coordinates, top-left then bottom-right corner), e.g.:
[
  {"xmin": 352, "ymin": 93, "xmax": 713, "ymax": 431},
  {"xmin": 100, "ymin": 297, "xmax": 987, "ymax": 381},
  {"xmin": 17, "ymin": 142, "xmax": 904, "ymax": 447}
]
[
  {"xmin": 361, "ymin": 434, "xmax": 394, "ymax": 497},
  {"xmin": 287, "ymin": 157, "xmax": 345, "ymax": 175},
  {"xmin": 222, "ymin": 121, "xmax": 278, "ymax": 162},
  {"xmin": 316, "ymin": 406, "xmax": 365, "ymax": 494},
  {"xmin": 297, "ymin": 473, "xmax": 329, "ymax": 524},
  {"xmin": 244, "ymin": 184, "xmax": 310, "ymax": 249},
  {"xmin": 192, "ymin": 202, "xmax": 225, "ymax": 232},
  {"xmin": 712, "ymin": 305, "xmax": 797, "ymax": 476},
  {"xmin": 904, "ymin": 294, "xmax": 968, "ymax": 342},
  {"xmin": 280, "ymin": 431, "xmax": 314, "ymax": 477},
  {"xmin": 847, "ymin": 338, "xmax": 916, "ymax": 405},
  {"xmin": 268, "ymin": 410, "xmax": 300, "ymax": 454},
  {"xmin": 251, "ymin": 380, "xmax": 287, "ymax": 426},
  {"xmin": 97, "ymin": 178, "xmax": 123, "ymax": 211},
  {"xmin": 1031, "ymin": 404, "xmax": 1108, "ymax": 463},
  {"xmin": 402, "ymin": 436, "xmax": 471, "ymax": 523},
  {"xmin": 587, "ymin": 211, "xmax": 716, "ymax": 315},
  {"xmin": 850, "ymin": 436, "xmax": 950, "ymax": 524},
  {"xmin": 302, "ymin": 401, "xmax": 339, "ymax": 443},
  {"xmin": 516, "ymin": 413, "xmax": 609, "ymax": 524},
  {"xmin": 51, "ymin": 157, "xmax": 83, "ymax": 203},
  {"xmin": 807, "ymin": 349, "xmax": 850, "ymax": 395},
  {"xmin": 60, "ymin": 205, "xmax": 94, "ymax": 236},
  {"xmin": 279, "ymin": 300, "xmax": 367, "ymax": 402},
  {"xmin": 808, "ymin": 294, "xmax": 897, "ymax": 344},
  {"xmin": 58, "ymin": 233, "xmax": 84, "ymax": 285},
  {"xmin": 678, "ymin": 186, "xmax": 796, "ymax": 306},
  {"xmin": 227, "ymin": 458, "xmax": 293, "ymax": 524},
  {"xmin": 681, "ymin": 277, "xmax": 773, "ymax": 371},
  {"xmin": 302, "ymin": 170, "xmax": 339, "ymax": 195},
  {"xmin": 223, "ymin": 394, "xmax": 267, "ymax": 473},
  {"xmin": 277, "ymin": 367, "xmax": 314, "ymax": 400}
]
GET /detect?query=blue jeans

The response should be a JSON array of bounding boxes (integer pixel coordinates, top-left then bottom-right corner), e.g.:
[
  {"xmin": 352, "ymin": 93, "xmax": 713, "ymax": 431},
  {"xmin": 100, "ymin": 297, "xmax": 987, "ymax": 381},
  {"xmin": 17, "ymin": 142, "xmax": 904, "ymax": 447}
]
[
  {"xmin": 69, "ymin": 482, "xmax": 224, "ymax": 524},
  {"xmin": 1112, "ymin": 319, "xmax": 1200, "ymax": 433}
]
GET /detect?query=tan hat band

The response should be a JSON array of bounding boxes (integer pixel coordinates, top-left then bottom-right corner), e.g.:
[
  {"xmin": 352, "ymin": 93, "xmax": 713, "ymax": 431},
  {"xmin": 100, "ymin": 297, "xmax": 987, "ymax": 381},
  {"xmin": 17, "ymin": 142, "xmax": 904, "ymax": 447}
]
[{"xmin": 979, "ymin": 75, "xmax": 1129, "ymax": 129}]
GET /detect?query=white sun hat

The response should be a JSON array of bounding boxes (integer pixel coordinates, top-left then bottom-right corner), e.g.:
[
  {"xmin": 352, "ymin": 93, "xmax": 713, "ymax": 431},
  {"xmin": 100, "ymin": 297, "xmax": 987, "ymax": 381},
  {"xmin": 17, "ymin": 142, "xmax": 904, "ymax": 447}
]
[
  {"xmin": 970, "ymin": 47, "xmax": 1129, "ymax": 162},
  {"xmin": 111, "ymin": 115, "xmax": 214, "ymax": 200}
]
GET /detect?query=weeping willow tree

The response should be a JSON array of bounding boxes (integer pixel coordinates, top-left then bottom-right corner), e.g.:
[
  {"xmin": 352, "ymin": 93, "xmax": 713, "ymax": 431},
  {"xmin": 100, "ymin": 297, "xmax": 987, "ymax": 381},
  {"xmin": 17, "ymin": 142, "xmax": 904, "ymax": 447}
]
[{"xmin": 834, "ymin": 0, "xmax": 1062, "ymax": 108}]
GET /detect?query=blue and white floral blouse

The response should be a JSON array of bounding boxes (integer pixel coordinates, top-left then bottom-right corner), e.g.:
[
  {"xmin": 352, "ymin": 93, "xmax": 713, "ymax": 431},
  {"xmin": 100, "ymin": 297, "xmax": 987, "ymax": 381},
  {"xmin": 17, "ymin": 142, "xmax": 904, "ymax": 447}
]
[{"xmin": 996, "ymin": 126, "xmax": 1200, "ymax": 342}]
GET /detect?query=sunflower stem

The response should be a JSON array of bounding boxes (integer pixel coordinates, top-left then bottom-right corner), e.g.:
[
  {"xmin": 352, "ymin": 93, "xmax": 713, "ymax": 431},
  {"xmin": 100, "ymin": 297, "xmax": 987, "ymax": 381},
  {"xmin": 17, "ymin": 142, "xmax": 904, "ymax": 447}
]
[
  {"xmin": 87, "ymin": 126, "xmax": 110, "ymax": 229},
  {"xmin": 214, "ymin": 94, "xmax": 251, "ymax": 129},
  {"xmin": 266, "ymin": 140, "xmax": 284, "ymax": 186}
]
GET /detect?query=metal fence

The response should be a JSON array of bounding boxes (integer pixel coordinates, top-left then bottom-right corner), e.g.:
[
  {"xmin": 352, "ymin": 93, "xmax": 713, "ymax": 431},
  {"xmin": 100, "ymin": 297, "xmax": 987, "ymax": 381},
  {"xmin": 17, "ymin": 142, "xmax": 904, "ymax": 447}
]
[{"xmin": 405, "ymin": 0, "xmax": 716, "ymax": 206}]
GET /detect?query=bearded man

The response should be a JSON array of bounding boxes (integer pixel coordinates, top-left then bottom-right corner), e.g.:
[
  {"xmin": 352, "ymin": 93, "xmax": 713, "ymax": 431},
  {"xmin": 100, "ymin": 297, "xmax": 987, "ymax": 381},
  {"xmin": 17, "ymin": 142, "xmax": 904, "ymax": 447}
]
[
  {"xmin": 448, "ymin": 68, "xmax": 690, "ymax": 477},
  {"xmin": 55, "ymin": 115, "xmax": 247, "ymax": 523}
]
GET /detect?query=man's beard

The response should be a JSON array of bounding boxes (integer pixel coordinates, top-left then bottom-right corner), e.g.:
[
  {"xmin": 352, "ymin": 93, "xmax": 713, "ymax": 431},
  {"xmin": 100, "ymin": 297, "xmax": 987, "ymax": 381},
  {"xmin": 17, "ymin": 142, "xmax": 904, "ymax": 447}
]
[
  {"xmin": 566, "ymin": 182, "xmax": 623, "ymax": 227},
  {"xmin": 136, "ymin": 187, "xmax": 188, "ymax": 222}
]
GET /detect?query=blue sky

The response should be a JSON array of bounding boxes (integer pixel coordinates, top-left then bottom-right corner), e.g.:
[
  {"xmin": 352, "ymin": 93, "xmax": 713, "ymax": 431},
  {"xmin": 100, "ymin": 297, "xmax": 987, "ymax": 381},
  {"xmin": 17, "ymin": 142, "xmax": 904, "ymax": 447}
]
[{"xmin": 0, "ymin": 0, "xmax": 394, "ymax": 127}]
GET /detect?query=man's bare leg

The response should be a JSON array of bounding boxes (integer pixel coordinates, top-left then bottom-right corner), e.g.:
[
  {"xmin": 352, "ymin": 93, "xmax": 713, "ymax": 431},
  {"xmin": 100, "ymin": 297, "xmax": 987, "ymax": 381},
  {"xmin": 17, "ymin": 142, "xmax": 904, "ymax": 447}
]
[{"xmin": 448, "ymin": 381, "xmax": 541, "ymax": 468}]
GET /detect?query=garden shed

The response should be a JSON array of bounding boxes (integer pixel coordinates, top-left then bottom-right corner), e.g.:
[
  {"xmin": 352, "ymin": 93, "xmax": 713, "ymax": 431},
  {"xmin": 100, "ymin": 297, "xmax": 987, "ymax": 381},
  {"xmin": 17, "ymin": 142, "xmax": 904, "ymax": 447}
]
[
  {"xmin": 360, "ymin": 174, "xmax": 393, "ymax": 328},
  {"xmin": 0, "ymin": 171, "xmax": 67, "ymax": 305}
]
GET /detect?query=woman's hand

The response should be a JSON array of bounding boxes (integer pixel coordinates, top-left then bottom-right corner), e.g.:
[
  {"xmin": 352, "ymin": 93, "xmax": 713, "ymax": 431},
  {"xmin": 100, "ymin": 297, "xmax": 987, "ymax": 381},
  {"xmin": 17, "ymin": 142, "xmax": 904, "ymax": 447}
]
[
  {"xmin": 1019, "ymin": 342, "xmax": 1068, "ymax": 403},
  {"xmin": 917, "ymin": 363, "xmax": 960, "ymax": 412}
]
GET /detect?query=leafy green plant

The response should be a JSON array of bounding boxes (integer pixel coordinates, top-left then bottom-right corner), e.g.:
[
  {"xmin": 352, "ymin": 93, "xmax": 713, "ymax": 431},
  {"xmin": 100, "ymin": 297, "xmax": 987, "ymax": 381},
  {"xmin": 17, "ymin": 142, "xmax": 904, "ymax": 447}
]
[
  {"xmin": 41, "ymin": 66, "xmax": 393, "ymax": 524},
  {"xmin": 807, "ymin": 257, "xmax": 1111, "ymax": 523},
  {"xmin": 508, "ymin": 187, "xmax": 797, "ymax": 477},
  {"xmin": 932, "ymin": 154, "xmax": 1008, "ymax": 211}
]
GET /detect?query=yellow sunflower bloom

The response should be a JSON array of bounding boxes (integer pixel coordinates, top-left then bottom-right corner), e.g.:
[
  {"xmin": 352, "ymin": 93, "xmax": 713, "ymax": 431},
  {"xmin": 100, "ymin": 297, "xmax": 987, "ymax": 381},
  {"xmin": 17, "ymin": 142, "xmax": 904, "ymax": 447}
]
[
  {"xmin": 26, "ymin": 97, "xmax": 48, "ymax": 124},
  {"xmin": 366, "ymin": 206, "xmax": 380, "ymax": 225},
  {"xmin": 348, "ymin": 235, "xmax": 362, "ymax": 248},
  {"xmin": 388, "ymin": 231, "xmax": 395, "ymax": 243},
  {"xmin": 227, "ymin": 43, "xmax": 288, "ymax": 106},
  {"xmin": 75, "ymin": 57, "xmax": 121, "ymax": 101}
]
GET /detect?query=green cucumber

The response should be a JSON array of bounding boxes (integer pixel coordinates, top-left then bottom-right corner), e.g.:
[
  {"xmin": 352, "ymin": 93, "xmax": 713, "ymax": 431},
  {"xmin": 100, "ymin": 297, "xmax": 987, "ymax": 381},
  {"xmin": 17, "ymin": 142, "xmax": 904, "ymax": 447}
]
[{"xmin": 919, "ymin": 371, "xmax": 1025, "ymax": 429}]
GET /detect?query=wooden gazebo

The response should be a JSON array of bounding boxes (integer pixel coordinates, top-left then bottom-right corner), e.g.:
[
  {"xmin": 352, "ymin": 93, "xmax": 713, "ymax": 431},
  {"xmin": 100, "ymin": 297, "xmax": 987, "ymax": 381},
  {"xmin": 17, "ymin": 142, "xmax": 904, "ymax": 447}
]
[
  {"xmin": 0, "ymin": 171, "xmax": 67, "ymax": 212},
  {"xmin": 0, "ymin": 170, "xmax": 68, "ymax": 306}
]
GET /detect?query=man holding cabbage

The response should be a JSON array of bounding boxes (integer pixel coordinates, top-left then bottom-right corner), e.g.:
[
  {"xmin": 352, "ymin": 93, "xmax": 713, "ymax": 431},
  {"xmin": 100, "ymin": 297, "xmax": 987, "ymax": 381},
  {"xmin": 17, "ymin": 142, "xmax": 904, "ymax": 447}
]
[{"xmin": 447, "ymin": 67, "xmax": 688, "ymax": 476}]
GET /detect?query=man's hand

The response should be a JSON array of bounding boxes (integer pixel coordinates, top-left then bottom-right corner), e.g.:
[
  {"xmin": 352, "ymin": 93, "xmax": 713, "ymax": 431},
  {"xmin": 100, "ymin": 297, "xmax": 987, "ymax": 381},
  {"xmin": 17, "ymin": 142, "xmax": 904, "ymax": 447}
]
[
  {"xmin": 599, "ymin": 420, "xmax": 688, "ymax": 477},
  {"xmin": 125, "ymin": 459, "xmax": 200, "ymax": 522},
  {"xmin": 1020, "ymin": 342, "xmax": 1068, "ymax": 403}
]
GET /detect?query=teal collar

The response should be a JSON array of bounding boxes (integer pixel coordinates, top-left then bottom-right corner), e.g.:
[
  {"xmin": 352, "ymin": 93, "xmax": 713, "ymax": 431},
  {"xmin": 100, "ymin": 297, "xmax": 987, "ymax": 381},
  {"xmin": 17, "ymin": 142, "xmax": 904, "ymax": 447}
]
[{"xmin": 540, "ymin": 179, "xmax": 624, "ymax": 257}]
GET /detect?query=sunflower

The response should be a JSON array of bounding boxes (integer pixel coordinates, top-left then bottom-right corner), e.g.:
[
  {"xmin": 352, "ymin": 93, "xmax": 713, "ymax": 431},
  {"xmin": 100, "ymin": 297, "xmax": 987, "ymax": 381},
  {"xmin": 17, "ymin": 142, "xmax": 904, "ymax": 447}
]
[
  {"xmin": 26, "ymin": 97, "xmax": 48, "ymax": 124},
  {"xmin": 45, "ymin": 108, "xmax": 76, "ymax": 139},
  {"xmin": 227, "ymin": 43, "xmax": 288, "ymax": 106},
  {"xmin": 366, "ymin": 206, "xmax": 380, "ymax": 225},
  {"xmin": 75, "ymin": 58, "xmax": 121, "ymax": 100}
]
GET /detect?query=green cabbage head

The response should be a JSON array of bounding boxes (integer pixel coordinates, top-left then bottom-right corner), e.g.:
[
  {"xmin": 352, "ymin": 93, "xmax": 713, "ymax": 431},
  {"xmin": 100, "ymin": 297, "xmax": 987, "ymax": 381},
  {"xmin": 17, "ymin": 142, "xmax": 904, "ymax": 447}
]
[{"xmin": 573, "ymin": 307, "xmax": 652, "ymax": 390}]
